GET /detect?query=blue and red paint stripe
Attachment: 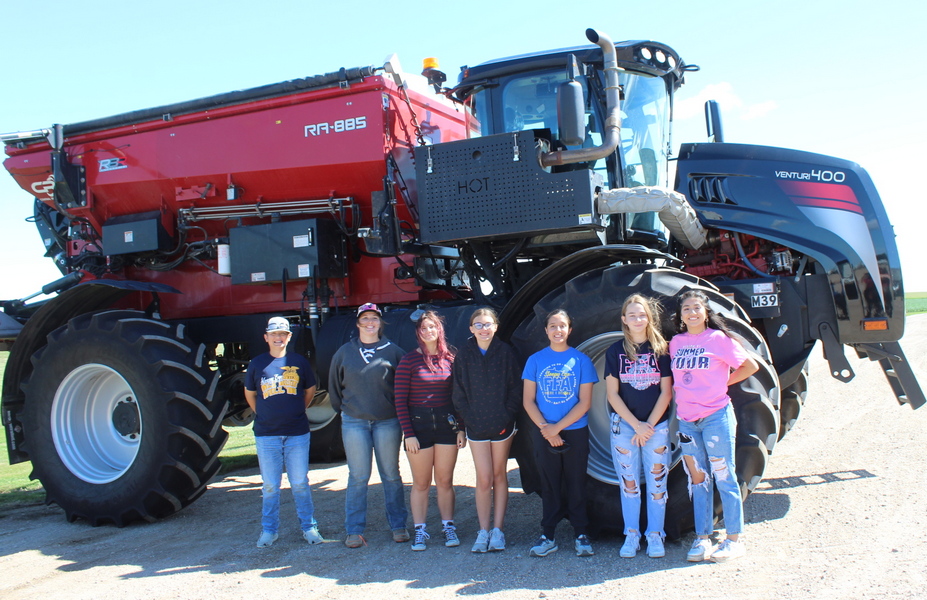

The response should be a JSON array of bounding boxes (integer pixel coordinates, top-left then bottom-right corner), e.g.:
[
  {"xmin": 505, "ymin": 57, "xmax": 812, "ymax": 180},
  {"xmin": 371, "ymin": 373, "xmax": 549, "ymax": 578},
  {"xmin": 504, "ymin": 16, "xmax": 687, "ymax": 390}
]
[{"xmin": 777, "ymin": 180, "xmax": 862, "ymax": 215}]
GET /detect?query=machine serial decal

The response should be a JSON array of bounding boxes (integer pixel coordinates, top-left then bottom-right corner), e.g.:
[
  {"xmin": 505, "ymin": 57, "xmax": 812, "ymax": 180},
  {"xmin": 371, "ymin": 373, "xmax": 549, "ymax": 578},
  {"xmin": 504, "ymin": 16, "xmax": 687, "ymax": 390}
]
[{"xmin": 304, "ymin": 116, "xmax": 367, "ymax": 137}]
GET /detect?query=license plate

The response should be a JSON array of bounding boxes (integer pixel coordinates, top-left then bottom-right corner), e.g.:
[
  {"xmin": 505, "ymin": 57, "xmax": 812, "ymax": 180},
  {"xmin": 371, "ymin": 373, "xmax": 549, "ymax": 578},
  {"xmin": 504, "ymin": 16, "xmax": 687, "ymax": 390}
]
[{"xmin": 751, "ymin": 294, "xmax": 779, "ymax": 308}]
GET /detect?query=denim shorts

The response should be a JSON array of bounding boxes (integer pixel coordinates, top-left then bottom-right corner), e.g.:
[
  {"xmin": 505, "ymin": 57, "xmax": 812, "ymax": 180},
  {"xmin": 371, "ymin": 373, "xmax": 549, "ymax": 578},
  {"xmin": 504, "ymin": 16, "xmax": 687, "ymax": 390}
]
[{"xmin": 409, "ymin": 405, "xmax": 458, "ymax": 449}]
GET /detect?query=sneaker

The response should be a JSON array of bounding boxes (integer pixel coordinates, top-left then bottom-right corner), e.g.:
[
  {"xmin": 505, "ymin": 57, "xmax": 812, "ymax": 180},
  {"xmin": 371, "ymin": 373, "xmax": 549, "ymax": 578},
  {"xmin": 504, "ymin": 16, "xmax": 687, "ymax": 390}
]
[
  {"xmin": 303, "ymin": 526, "xmax": 324, "ymax": 545},
  {"xmin": 646, "ymin": 532, "xmax": 665, "ymax": 558},
  {"xmin": 471, "ymin": 529, "xmax": 490, "ymax": 553},
  {"xmin": 412, "ymin": 526, "xmax": 430, "ymax": 551},
  {"xmin": 575, "ymin": 535, "xmax": 594, "ymax": 557},
  {"xmin": 711, "ymin": 538, "xmax": 746, "ymax": 563},
  {"xmin": 256, "ymin": 531, "xmax": 278, "ymax": 548},
  {"xmin": 619, "ymin": 532, "xmax": 641, "ymax": 558},
  {"xmin": 687, "ymin": 537, "xmax": 714, "ymax": 562},
  {"xmin": 392, "ymin": 528, "xmax": 410, "ymax": 543},
  {"xmin": 443, "ymin": 522, "xmax": 460, "ymax": 547},
  {"xmin": 488, "ymin": 527, "xmax": 506, "ymax": 552},
  {"xmin": 344, "ymin": 534, "xmax": 366, "ymax": 548},
  {"xmin": 529, "ymin": 535, "xmax": 558, "ymax": 557}
]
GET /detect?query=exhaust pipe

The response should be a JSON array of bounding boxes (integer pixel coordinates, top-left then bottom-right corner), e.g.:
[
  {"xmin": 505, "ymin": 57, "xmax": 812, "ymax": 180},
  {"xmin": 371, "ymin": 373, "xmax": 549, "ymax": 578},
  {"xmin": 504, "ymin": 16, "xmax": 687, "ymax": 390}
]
[{"xmin": 541, "ymin": 28, "xmax": 621, "ymax": 167}]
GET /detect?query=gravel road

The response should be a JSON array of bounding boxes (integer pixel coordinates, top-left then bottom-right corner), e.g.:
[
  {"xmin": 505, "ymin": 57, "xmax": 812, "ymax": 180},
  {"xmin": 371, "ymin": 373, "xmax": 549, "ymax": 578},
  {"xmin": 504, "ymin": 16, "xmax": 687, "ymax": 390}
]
[{"xmin": 1, "ymin": 315, "xmax": 925, "ymax": 600}]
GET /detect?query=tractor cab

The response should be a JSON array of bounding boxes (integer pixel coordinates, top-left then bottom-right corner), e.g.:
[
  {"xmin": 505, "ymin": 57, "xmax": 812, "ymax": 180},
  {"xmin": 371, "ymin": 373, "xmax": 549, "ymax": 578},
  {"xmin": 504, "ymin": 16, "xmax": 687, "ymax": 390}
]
[{"xmin": 451, "ymin": 39, "xmax": 688, "ymax": 248}]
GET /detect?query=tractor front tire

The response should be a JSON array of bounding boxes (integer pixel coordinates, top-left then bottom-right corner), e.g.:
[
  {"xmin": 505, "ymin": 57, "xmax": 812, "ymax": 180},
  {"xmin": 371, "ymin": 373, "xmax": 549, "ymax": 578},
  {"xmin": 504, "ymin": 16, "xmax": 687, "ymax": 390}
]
[{"xmin": 22, "ymin": 310, "xmax": 228, "ymax": 525}]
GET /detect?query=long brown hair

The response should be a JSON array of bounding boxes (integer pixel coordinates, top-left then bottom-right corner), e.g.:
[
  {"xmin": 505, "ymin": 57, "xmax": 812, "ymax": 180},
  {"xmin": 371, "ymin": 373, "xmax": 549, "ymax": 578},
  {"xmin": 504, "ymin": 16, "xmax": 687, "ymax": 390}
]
[
  {"xmin": 416, "ymin": 310, "xmax": 454, "ymax": 372},
  {"xmin": 621, "ymin": 294, "xmax": 668, "ymax": 360}
]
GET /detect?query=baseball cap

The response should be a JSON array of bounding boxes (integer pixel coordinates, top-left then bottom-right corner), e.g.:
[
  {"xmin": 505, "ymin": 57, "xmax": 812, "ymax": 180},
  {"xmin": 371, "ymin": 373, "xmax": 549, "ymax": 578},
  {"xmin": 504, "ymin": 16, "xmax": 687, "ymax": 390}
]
[
  {"xmin": 265, "ymin": 317, "xmax": 291, "ymax": 333},
  {"xmin": 356, "ymin": 303, "xmax": 382, "ymax": 317}
]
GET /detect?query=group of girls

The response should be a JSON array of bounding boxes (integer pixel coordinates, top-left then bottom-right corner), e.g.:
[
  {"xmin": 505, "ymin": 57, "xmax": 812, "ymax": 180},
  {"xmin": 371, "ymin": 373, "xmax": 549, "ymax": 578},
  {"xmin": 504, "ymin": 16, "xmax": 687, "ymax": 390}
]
[
  {"xmin": 328, "ymin": 289, "xmax": 757, "ymax": 563},
  {"xmin": 328, "ymin": 303, "xmax": 522, "ymax": 553}
]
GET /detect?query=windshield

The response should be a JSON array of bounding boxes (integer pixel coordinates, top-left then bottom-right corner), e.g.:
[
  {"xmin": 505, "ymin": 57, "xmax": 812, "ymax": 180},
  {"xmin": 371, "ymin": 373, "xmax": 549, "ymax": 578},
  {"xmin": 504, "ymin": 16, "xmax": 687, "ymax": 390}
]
[{"xmin": 465, "ymin": 68, "xmax": 671, "ymax": 188}]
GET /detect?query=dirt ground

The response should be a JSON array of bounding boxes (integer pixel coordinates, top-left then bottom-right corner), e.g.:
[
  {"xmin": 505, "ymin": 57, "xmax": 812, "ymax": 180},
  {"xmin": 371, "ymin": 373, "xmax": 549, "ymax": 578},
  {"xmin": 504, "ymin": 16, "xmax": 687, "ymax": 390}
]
[{"xmin": 1, "ymin": 316, "xmax": 925, "ymax": 600}]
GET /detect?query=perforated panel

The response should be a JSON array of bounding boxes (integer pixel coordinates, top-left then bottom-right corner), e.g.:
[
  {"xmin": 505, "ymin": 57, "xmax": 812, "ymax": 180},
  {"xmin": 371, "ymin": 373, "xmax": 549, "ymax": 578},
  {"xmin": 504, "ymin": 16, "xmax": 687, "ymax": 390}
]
[{"xmin": 415, "ymin": 131, "xmax": 599, "ymax": 244}]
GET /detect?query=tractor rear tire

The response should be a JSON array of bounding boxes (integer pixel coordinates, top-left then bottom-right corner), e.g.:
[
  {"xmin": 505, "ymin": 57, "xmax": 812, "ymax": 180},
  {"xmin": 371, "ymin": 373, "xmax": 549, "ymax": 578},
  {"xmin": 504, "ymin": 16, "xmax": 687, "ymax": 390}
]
[
  {"xmin": 22, "ymin": 310, "xmax": 228, "ymax": 525},
  {"xmin": 510, "ymin": 265, "xmax": 780, "ymax": 539}
]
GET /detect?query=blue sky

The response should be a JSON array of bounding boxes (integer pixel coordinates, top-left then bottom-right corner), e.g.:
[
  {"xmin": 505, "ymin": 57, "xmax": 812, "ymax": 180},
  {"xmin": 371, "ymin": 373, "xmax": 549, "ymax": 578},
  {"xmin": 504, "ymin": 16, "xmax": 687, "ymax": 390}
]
[{"xmin": 1, "ymin": 0, "xmax": 924, "ymax": 300}]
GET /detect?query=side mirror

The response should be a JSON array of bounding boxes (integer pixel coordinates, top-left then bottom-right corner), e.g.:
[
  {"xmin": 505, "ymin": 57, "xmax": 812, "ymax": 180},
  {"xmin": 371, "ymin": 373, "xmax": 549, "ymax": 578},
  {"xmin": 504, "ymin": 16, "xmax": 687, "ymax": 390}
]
[
  {"xmin": 705, "ymin": 99, "xmax": 724, "ymax": 143},
  {"xmin": 557, "ymin": 54, "xmax": 585, "ymax": 147}
]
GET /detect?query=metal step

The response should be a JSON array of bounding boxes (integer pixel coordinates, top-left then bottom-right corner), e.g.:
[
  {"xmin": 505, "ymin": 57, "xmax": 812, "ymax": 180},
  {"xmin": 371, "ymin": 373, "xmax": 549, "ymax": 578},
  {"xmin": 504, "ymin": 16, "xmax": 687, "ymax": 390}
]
[{"xmin": 853, "ymin": 341, "xmax": 925, "ymax": 408}]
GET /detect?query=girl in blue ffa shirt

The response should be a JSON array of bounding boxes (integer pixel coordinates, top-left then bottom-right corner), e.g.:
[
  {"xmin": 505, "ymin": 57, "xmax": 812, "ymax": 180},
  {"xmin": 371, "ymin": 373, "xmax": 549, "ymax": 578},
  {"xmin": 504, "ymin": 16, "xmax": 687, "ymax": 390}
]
[
  {"xmin": 522, "ymin": 309, "xmax": 598, "ymax": 558},
  {"xmin": 604, "ymin": 294, "xmax": 672, "ymax": 559}
]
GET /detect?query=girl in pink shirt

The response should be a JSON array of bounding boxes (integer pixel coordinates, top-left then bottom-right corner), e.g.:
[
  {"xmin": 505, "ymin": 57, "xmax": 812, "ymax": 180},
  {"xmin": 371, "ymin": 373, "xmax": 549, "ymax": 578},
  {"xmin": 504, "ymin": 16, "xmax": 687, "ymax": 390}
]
[{"xmin": 670, "ymin": 290, "xmax": 757, "ymax": 564}]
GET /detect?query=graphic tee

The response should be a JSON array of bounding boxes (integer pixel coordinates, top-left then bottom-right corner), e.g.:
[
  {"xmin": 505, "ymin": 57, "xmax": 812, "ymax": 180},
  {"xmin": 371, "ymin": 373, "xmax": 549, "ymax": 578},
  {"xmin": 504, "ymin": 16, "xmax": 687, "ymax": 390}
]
[
  {"xmin": 522, "ymin": 346, "xmax": 598, "ymax": 430},
  {"xmin": 669, "ymin": 329, "xmax": 749, "ymax": 422},
  {"xmin": 245, "ymin": 352, "xmax": 316, "ymax": 436},
  {"xmin": 604, "ymin": 340, "xmax": 671, "ymax": 424}
]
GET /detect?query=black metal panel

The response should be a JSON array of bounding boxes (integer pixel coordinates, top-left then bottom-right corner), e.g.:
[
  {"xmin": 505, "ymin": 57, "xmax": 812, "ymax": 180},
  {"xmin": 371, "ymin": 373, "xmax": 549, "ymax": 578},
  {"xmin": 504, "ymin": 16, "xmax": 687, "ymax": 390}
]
[
  {"xmin": 228, "ymin": 218, "xmax": 346, "ymax": 285},
  {"xmin": 415, "ymin": 131, "xmax": 600, "ymax": 244},
  {"xmin": 102, "ymin": 211, "xmax": 171, "ymax": 256}
]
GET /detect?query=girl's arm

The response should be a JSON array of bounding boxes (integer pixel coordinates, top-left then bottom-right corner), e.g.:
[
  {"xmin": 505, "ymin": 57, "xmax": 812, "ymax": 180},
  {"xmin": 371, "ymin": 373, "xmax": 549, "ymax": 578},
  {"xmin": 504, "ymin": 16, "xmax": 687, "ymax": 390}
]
[
  {"xmin": 728, "ymin": 355, "xmax": 759, "ymax": 387},
  {"xmin": 524, "ymin": 379, "xmax": 563, "ymax": 447},
  {"xmin": 450, "ymin": 358, "xmax": 470, "ymax": 426},
  {"xmin": 393, "ymin": 357, "xmax": 420, "ymax": 452},
  {"xmin": 606, "ymin": 375, "xmax": 653, "ymax": 437}
]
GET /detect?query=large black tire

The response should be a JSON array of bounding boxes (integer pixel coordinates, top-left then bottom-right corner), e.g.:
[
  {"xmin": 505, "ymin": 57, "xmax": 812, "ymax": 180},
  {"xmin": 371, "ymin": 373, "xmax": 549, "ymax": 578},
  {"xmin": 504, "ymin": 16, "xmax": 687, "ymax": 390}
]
[
  {"xmin": 778, "ymin": 361, "xmax": 808, "ymax": 440},
  {"xmin": 510, "ymin": 265, "xmax": 780, "ymax": 539},
  {"xmin": 22, "ymin": 310, "xmax": 228, "ymax": 525}
]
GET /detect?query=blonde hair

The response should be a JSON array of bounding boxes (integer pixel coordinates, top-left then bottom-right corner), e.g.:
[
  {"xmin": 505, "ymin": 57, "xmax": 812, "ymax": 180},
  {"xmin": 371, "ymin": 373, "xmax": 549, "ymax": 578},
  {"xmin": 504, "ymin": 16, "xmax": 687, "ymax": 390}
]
[{"xmin": 621, "ymin": 294, "xmax": 668, "ymax": 360}]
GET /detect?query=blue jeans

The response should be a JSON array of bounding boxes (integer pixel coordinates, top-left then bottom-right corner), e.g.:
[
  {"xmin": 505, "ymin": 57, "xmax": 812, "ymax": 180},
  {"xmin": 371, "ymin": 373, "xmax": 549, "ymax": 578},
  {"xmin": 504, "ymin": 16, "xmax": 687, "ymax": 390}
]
[
  {"xmin": 254, "ymin": 432, "xmax": 316, "ymax": 534},
  {"xmin": 676, "ymin": 403, "xmax": 744, "ymax": 536},
  {"xmin": 610, "ymin": 415, "xmax": 669, "ymax": 537},
  {"xmin": 341, "ymin": 413, "xmax": 408, "ymax": 535}
]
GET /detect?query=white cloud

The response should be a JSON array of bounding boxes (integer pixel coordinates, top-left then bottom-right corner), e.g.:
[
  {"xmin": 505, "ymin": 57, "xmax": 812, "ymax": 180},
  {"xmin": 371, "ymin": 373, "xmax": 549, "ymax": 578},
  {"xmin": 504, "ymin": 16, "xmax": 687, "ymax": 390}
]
[
  {"xmin": 675, "ymin": 82, "xmax": 742, "ymax": 120},
  {"xmin": 741, "ymin": 100, "xmax": 778, "ymax": 121},
  {"xmin": 675, "ymin": 82, "xmax": 777, "ymax": 122}
]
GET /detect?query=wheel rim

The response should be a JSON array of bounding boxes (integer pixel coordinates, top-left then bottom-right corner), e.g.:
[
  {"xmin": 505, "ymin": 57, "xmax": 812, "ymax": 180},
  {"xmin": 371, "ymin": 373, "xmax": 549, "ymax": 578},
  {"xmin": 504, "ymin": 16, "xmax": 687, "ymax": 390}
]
[
  {"xmin": 51, "ymin": 363, "xmax": 142, "ymax": 484},
  {"xmin": 577, "ymin": 332, "xmax": 680, "ymax": 485},
  {"xmin": 306, "ymin": 391, "xmax": 337, "ymax": 431}
]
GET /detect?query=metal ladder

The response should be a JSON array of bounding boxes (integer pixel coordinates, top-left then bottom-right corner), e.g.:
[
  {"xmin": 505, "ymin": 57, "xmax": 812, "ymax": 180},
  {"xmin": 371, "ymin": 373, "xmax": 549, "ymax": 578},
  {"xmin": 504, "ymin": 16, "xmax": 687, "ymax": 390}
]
[{"xmin": 853, "ymin": 341, "xmax": 925, "ymax": 408}]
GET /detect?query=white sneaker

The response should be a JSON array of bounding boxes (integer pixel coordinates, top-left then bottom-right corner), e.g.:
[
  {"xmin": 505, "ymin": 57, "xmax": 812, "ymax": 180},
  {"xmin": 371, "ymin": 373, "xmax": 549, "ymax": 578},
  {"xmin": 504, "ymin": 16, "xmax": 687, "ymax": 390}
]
[
  {"xmin": 471, "ymin": 529, "xmax": 489, "ymax": 553},
  {"xmin": 687, "ymin": 537, "xmax": 714, "ymax": 562},
  {"xmin": 646, "ymin": 532, "xmax": 665, "ymax": 558},
  {"xmin": 575, "ymin": 535, "xmax": 594, "ymax": 557},
  {"xmin": 529, "ymin": 535, "xmax": 558, "ymax": 557},
  {"xmin": 256, "ymin": 531, "xmax": 278, "ymax": 548},
  {"xmin": 488, "ymin": 527, "xmax": 506, "ymax": 551},
  {"xmin": 619, "ymin": 532, "xmax": 640, "ymax": 558},
  {"xmin": 711, "ymin": 538, "xmax": 746, "ymax": 563},
  {"xmin": 303, "ymin": 526, "xmax": 324, "ymax": 545}
]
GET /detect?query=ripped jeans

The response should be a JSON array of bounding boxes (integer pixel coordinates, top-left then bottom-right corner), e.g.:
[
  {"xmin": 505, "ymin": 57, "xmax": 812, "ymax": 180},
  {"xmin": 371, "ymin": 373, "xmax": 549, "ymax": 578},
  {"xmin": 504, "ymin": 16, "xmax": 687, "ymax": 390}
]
[
  {"xmin": 677, "ymin": 403, "xmax": 743, "ymax": 536},
  {"xmin": 610, "ymin": 414, "xmax": 669, "ymax": 537}
]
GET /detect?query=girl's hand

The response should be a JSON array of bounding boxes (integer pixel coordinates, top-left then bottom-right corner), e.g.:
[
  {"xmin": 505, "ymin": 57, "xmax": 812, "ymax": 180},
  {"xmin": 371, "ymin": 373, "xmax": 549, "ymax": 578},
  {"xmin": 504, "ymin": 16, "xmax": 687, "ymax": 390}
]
[
  {"xmin": 404, "ymin": 436, "xmax": 420, "ymax": 454},
  {"xmin": 457, "ymin": 430, "xmax": 467, "ymax": 449},
  {"xmin": 631, "ymin": 433, "xmax": 648, "ymax": 447},
  {"xmin": 548, "ymin": 434, "xmax": 564, "ymax": 447},
  {"xmin": 539, "ymin": 422, "xmax": 562, "ymax": 440}
]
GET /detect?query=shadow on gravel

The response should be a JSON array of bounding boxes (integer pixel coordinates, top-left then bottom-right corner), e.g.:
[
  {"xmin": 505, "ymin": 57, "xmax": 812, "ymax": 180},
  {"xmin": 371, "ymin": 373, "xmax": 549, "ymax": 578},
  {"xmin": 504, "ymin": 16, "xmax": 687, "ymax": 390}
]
[
  {"xmin": 0, "ymin": 461, "xmax": 715, "ymax": 594},
  {"xmin": 744, "ymin": 468, "xmax": 875, "ymax": 526}
]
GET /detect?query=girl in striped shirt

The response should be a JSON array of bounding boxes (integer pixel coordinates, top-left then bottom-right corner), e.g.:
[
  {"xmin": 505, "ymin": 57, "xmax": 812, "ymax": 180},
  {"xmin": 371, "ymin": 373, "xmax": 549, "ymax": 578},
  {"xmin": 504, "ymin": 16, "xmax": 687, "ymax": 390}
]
[{"xmin": 394, "ymin": 310, "xmax": 465, "ymax": 550}]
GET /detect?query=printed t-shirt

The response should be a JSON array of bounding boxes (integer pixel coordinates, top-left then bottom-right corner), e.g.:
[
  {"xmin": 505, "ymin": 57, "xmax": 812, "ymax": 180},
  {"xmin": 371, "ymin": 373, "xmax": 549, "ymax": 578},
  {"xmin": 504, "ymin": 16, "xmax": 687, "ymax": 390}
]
[
  {"xmin": 604, "ymin": 339, "xmax": 671, "ymax": 424},
  {"xmin": 245, "ymin": 352, "xmax": 316, "ymax": 436},
  {"xmin": 522, "ymin": 346, "xmax": 598, "ymax": 430},
  {"xmin": 670, "ymin": 329, "xmax": 749, "ymax": 422}
]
